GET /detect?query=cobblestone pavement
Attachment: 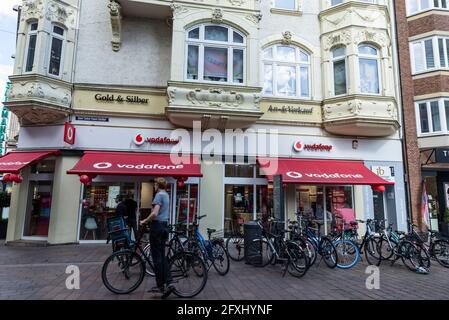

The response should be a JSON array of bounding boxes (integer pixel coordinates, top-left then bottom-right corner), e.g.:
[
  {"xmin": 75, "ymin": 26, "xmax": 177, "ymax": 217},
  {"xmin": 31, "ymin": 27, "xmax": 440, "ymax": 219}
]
[{"xmin": 0, "ymin": 242, "xmax": 448, "ymax": 300}]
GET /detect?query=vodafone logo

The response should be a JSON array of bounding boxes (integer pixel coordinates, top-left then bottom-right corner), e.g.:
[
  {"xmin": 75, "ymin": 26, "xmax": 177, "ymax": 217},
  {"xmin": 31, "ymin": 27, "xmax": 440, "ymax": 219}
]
[
  {"xmin": 93, "ymin": 162, "xmax": 113, "ymax": 169},
  {"xmin": 293, "ymin": 141, "xmax": 304, "ymax": 152},
  {"xmin": 133, "ymin": 134, "xmax": 145, "ymax": 146},
  {"xmin": 286, "ymin": 171, "xmax": 303, "ymax": 179}
]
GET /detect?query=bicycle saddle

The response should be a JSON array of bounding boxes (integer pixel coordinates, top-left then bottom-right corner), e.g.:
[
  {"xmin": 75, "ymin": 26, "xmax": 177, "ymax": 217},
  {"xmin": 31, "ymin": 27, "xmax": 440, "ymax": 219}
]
[
  {"xmin": 396, "ymin": 230, "xmax": 406, "ymax": 235},
  {"xmin": 207, "ymin": 228, "xmax": 216, "ymax": 234}
]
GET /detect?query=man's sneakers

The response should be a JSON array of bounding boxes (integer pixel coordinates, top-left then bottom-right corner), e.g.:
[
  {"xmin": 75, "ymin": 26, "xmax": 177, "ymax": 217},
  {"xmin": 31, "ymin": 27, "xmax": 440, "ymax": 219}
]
[
  {"xmin": 148, "ymin": 286, "xmax": 163, "ymax": 293},
  {"xmin": 160, "ymin": 282, "xmax": 175, "ymax": 299}
]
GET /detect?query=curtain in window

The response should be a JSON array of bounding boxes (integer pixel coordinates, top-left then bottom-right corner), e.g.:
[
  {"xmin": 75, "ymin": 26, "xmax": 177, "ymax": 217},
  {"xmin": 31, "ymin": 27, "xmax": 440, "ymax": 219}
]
[
  {"xmin": 204, "ymin": 47, "xmax": 228, "ymax": 81},
  {"xmin": 359, "ymin": 58, "xmax": 379, "ymax": 94}
]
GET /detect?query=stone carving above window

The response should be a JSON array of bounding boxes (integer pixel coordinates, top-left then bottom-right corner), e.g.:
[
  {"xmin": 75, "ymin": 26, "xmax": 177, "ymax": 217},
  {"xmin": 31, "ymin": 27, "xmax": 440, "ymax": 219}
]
[
  {"xmin": 245, "ymin": 13, "xmax": 263, "ymax": 24},
  {"xmin": 46, "ymin": 0, "xmax": 76, "ymax": 29},
  {"xmin": 281, "ymin": 31, "xmax": 293, "ymax": 45},
  {"xmin": 323, "ymin": 28, "xmax": 389, "ymax": 51},
  {"xmin": 108, "ymin": 0, "xmax": 122, "ymax": 52},
  {"xmin": 170, "ymin": 3, "xmax": 189, "ymax": 18},
  {"xmin": 211, "ymin": 8, "xmax": 224, "ymax": 23},
  {"xmin": 20, "ymin": 0, "xmax": 45, "ymax": 22}
]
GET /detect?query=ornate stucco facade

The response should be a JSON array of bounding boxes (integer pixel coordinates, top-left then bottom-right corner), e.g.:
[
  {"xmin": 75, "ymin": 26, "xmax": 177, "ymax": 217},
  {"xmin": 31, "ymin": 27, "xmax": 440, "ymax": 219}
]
[{"xmin": 2, "ymin": 0, "xmax": 408, "ymax": 244}]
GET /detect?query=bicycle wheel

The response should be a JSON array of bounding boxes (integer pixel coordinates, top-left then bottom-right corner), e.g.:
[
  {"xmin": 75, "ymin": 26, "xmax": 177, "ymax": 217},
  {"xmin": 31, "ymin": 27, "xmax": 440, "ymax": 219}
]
[
  {"xmin": 226, "ymin": 235, "xmax": 245, "ymax": 261},
  {"xmin": 169, "ymin": 252, "xmax": 208, "ymax": 298},
  {"xmin": 142, "ymin": 244, "xmax": 155, "ymax": 276},
  {"xmin": 102, "ymin": 250, "xmax": 145, "ymax": 294},
  {"xmin": 293, "ymin": 237, "xmax": 315, "ymax": 270},
  {"xmin": 364, "ymin": 237, "xmax": 381, "ymax": 266},
  {"xmin": 285, "ymin": 241, "xmax": 308, "ymax": 278},
  {"xmin": 334, "ymin": 240, "xmax": 360, "ymax": 269},
  {"xmin": 399, "ymin": 240, "xmax": 423, "ymax": 271},
  {"xmin": 304, "ymin": 239, "xmax": 317, "ymax": 267},
  {"xmin": 211, "ymin": 241, "xmax": 230, "ymax": 276},
  {"xmin": 377, "ymin": 235, "xmax": 395, "ymax": 261},
  {"xmin": 320, "ymin": 238, "xmax": 338, "ymax": 269},
  {"xmin": 413, "ymin": 243, "xmax": 431, "ymax": 269},
  {"xmin": 433, "ymin": 239, "xmax": 449, "ymax": 268},
  {"xmin": 246, "ymin": 238, "xmax": 274, "ymax": 267}
]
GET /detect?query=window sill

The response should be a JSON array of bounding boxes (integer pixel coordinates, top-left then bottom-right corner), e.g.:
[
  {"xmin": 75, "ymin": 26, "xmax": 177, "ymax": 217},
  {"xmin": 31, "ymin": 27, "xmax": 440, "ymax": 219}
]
[{"xmin": 270, "ymin": 8, "xmax": 302, "ymax": 16}]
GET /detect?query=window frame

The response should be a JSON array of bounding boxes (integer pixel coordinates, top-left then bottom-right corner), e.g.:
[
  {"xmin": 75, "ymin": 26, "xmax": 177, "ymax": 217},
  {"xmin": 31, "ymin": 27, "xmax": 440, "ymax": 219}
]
[
  {"xmin": 262, "ymin": 44, "xmax": 312, "ymax": 99},
  {"xmin": 411, "ymin": 36, "xmax": 449, "ymax": 75},
  {"xmin": 331, "ymin": 46, "xmax": 348, "ymax": 97},
  {"xmin": 272, "ymin": 0, "xmax": 299, "ymax": 11},
  {"xmin": 415, "ymin": 98, "xmax": 449, "ymax": 136},
  {"xmin": 185, "ymin": 24, "xmax": 247, "ymax": 85},
  {"xmin": 23, "ymin": 21, "xmax": 39, "ymax": 74},
  {"xmin": 358, "ymin": 44, "xmax": 382, "ymax": 96},
  {"xmin": 46, "ymin": 24, "xmax": 66, "ymax": 79},
  {"xmin": 406, "ymin": 0, "xmax": 449, "ymax": 16}
]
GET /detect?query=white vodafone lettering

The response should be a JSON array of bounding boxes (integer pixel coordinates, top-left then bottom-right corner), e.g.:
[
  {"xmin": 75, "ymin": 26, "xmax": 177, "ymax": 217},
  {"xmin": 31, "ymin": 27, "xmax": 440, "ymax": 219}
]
[
  {"xmin": 67, "ymin": 127, "xmax": 74, "ymax": 140},
  {"xmin": 113, "ymin": 163, "xmax": 184, "ymax": 170},
  {"xmin": 285, "ymin": 171, "xmax": 364, "ymax": 180},
  {"xmin": 93, "ymin": 162, "xmax": 113, "ymax": 169},
  {"xmin": 0, "ymin": 161, "xmax": 30, "ymax": 166}
]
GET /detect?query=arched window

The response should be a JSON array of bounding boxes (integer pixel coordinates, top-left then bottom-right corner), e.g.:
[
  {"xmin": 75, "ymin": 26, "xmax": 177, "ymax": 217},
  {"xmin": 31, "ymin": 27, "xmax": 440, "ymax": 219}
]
[
  {"xmin": 186, "ymin": 24, "xmax": 246, "ymax": 84},
  {"xmin": 48, "ymin": 25, "xmax": 65, "ymax": 77},
  {"xmin": 24, "ymin": 22, "xmax": 38, "ymax": 73},
  {"xmin": 358, "ymin": 44, "xmax": 380, "ymax": 94},
  {"xmin": 262, "ymin": 44, "xmax": 310, "ymax": 98},
  {"xmin": 331, "ymin": 46, "xmax": 347, "ymax": 96}
]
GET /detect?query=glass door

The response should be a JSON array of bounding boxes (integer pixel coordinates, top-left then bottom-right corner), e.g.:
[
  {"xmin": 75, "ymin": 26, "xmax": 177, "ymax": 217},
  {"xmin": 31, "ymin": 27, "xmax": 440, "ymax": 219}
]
[
  {"xmin": 373, "ymin": 190, "xmax": 386, "ymax": 230},
  {"xmin": 23, "ymin": 181, "xmax": 53, "ymax": 238}
]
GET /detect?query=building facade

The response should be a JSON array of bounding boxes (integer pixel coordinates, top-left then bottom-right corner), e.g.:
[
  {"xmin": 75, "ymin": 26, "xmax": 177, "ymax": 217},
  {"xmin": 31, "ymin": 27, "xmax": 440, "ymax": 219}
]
[
  {"xmin": 3, "ymin": 0, "xmax": 406, "ymax": 244},
  {"xmin": 395, "ymin": 0, "xmax": 449, "ymax": 234}
]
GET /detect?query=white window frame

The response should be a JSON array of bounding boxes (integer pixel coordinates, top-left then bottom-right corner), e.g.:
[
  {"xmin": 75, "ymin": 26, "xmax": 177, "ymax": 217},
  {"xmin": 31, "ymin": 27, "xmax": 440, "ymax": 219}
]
[
  {"xmin": 329, "ymin": 0, "xmax": 374, "ymax": 8},
  {"xmin": 407, "ymin": 0, "xmax": 449, "ymax": 16},
  {"xmin": 415, "ymin": 98, "xmax": 449, "ymax": 136},
  {"xmin": 358, "ymin": 44, "xmax": 382, "ymax": 95},
  {"xmin": 262, "ymin": 44, "xmax": 312, "ymax": 99},
  {"xmin": 272, "ymin": 0, "xmax": 299, "ymax": 11},
  {"xmin": 185, "ymin": 24, "xmax": 246, "ymax": 85},
  {"xmin": 46, "ymin": 24, "xmax": 65, "ymax": 79},
  {"xmin": 410, "ymin": 36, "xmax": 449, "ymax": 75},
  {"xmin": 23, "ymin": 22, "xmax": 38, "ymax": 74},
  {"xmin": 331, "ymin": 46, "xmax": 348, "ymax": 97}
]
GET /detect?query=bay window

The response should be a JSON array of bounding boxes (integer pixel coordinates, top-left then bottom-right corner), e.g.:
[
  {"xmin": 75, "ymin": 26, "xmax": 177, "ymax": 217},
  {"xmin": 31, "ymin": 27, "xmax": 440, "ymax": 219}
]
[
  {"xmin": 411, "ymin": 36, "xmax": 449, "ymax": 74},
  {"xmin": 416, "ymin": 98, "xmax": 449, "ymax": 135},
  {"xmin": 48, "ymin": 25, "xmax": 65, "ymax": 77},
  {"xmin": 186, "ymin": 24, "xmax": 245, "ymax": 84},
  {"xmin": 24, "ymin": 22, "xmax": 38, "ymax": 73},
  {"xmin": 262, "ymin": 44, "xmax": 311, "ymax": 98},
  {"xmin": 358, "ymin": 44, "xmax": 380, "ymax": 94}
]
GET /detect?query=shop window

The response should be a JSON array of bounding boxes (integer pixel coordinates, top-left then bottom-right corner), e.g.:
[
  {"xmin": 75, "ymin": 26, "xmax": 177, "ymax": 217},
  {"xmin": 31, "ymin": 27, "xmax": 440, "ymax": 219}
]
[
  {"xmin": 186, "ymin": 24, "xmax": 246, "ymax": 84},
  {"xmin": 24, "ymin": 22, "xmax": 38, "ymax": 73},
  {"xmin": 256, "ymin": 185, "xmax": 273, "ymax": 220},
  {"xmin": 424, "ymin": 176, "xmax": 439, "ymax": 231},
  {"xmin": 224, "ymin": 185, "xmax": 254, "ymax": 237},
  {"xmin": 262, "ymin": 44, "xmax": 311, "ymax": 98},
  {"xmin": 175, "ymin": 184, "xmax": 199, "ymax": 234},
  {"xmin": 80, "ymin": 182, "xmax": 135, "ymax": 241}
]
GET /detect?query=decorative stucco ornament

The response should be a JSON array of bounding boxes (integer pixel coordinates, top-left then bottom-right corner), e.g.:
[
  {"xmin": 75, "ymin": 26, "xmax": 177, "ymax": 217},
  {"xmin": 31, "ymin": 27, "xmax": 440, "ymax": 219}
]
[
  {"xmin": 281, "ymin": 31, "xmax": 292, "ymax": 45},
  {"xmin": 108, "ymin": 0, "xmax": 122, "ymax": 52},
  {"xmin": 211, "ymin": 8, "xmax": 223, "ymax": 23}
]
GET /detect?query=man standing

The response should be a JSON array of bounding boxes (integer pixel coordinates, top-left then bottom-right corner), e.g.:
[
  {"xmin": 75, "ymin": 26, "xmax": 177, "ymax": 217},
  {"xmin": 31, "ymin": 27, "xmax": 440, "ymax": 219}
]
[
  {"xmin": 115, "ymin": 195, "xmax": 127, "ymax": 217},
  {"xmin": 140, "ymin": 177, "xmax": 173, "ymax": 298},
  {"xmin": 124, "ymin": 194, "xmax": 138, "ymax": 239}
]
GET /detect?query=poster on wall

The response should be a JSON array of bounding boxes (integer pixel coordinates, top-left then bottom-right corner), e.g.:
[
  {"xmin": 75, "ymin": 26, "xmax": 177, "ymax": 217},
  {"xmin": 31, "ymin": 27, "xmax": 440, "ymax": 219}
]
[{"xmin": 107, "ymin": 186, "xmax": 120, "ymax": 209}]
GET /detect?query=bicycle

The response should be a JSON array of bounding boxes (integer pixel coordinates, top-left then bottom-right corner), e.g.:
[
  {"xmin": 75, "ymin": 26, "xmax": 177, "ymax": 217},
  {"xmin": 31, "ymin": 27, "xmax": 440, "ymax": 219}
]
[
  {"xmin": 246, "ymin": 219, "xmax": 309, "ymax": 278},
  {"xmin": 225, "ymin": 223, "xmax": 245, "ymax": 262},
  {"xmin": 405, "ymin": 220, "xmax": 449, "ymax": 268},
  {"xmin": 185, "ymin": 215, "xmax": 230, "ymax": 276},
  {"xmin": 377, "ymin": 221, "xmax": 430, "ymax": 272},
  {"xmin": 350, "ymin": 219, "xmax": 382, "ymax": 266},
  {"xmin": 330, "ymin": 219, "xmax": 361, "ymax": 269},
  {"xmin": 102, "ymin": 223, "xmax": 208, "ymax": 298}
]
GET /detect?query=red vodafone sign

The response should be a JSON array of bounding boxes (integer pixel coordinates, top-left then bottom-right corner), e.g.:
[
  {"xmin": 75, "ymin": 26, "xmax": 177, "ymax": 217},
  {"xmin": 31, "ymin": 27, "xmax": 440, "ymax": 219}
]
[
  {"xmin": 132, "ymin": 134, "xmax": 179, "ymax": 146},
  {"xmin": 64, "ymin": 122, "xmax": 76, "ymax": 145},
  {"xmin": 293, "ymin": 140, "xmax": 332, "ymax": 152}
]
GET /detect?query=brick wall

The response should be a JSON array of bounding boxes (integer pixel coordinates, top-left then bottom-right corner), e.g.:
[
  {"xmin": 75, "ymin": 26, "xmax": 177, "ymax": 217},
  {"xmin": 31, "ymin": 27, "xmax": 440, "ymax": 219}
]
[
  {"xmin": 409, "ymin": 14, "xmax": 449, "ymax": 37},
  {"xmin": 395, "ymin": 0, "xmax": 423, "ymax": 228},
  {"xmin": 414, "ymin": 74, "xmax": 449, "ymax": 96}
]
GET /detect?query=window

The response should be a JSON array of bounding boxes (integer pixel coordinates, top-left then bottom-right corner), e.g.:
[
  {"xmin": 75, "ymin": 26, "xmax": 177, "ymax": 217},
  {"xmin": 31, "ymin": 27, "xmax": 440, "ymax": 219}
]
[
  {"xmin": 24, "ymin": 22, "xmax": 38, "ymax": 73},
  {"xmin": 330, "ymin": 0, "xmax": 374, "ymax": 6},
  {"xmin": 407, "ymin": 0, "xmax": 448, "ymax": 15},
  {"xmin": 416, "ymin": 98, "xmax": 449, "ymax": 135},
  {"xmin": 274, "ymin": 0, "xmax": 296, "ymax": 10},
  {"xmin": 332, "ymin": 46, "xmax": 347, "ymax": 96},
  {"xmin": 262, "ymin": 44, "xmax": 311, "ymax": 98},
  {"xmin": 48, "ymin": 25, "xmax": 65, "ymax": 77},
  {"xmin": 358, "ymin": 44, "xmax": 380, "ymax": 94},
  {"xmin": 411, "ymin": 36, "xmax": 449, "ymax": 74},
  {"xmin": 186, "ymin": 24, "xmax": 245, "ymax": 84}
]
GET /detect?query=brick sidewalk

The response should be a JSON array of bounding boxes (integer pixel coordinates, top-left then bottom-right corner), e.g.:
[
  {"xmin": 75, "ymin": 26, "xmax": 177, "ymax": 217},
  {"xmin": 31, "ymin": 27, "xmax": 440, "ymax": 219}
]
[{"xmin": 0, "ymin": 243, "xmax": 448, "ymax": 300}]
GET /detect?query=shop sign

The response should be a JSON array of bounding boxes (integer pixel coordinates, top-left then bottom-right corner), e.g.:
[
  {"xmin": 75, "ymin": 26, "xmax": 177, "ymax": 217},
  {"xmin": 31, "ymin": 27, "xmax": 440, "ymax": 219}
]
[
  {"xmin": 293, "ymin": 140, "xmax": 333, "ymax": 152},
  {"xmin": 268, "ymin": 105, "xmax": 313, "ymax": 114},
  {"xmin": 94, "ymin": 94, "xmax": 149, "ymax": 104},
  {"xmin": 371, "ymin": 166, "xmax": 395, "ymax": 183},
  {"xmin": 133, "ymin": 134, "xmax": 179, "ymax": 146},
  {"xmin": 436, "ymin": 148, "xmax": 449, "ymax": 163},
  {"xmin": 64, "ymin": 122, "xmax": 76, "ymax": 145}
]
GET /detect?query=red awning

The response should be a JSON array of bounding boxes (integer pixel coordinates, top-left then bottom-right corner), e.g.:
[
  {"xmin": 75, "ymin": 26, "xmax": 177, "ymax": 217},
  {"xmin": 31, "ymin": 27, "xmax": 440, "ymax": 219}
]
[
  {"xmin": 67, "ymin": 151, "xmax": 202, "ymax": 177},
  {"xmin": 258, "ymin": 157, "xmax": 394, "ymax": 185},
  {"xmin": 0, "ymin": 150, "xmax": 60, "ymax": 174}
]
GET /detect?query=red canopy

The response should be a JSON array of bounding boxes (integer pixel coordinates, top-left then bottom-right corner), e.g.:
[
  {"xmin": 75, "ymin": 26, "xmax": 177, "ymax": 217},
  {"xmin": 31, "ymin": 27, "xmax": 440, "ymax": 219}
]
[
  {"xmin": 258, "ymin": 157, "xmax": 394, "ymax": 186},
  {"xmin": 0, "ymin": 150, "xmax": 60, "ymax": 174},
  {"xmin": 67, "ymin": 151, "xmax": 202, "ymax": 177}
]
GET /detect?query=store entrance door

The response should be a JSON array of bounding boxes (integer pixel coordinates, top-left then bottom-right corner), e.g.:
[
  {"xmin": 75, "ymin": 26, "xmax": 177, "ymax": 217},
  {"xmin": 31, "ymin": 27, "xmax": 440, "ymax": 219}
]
[{"xmin": 373, "ymin": 191, "xmax": 386, "ymax": 228}]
